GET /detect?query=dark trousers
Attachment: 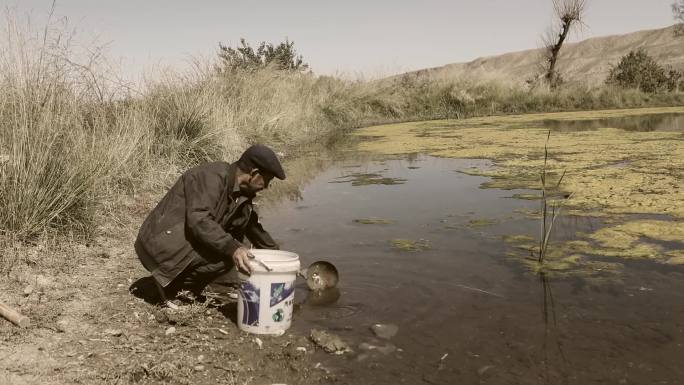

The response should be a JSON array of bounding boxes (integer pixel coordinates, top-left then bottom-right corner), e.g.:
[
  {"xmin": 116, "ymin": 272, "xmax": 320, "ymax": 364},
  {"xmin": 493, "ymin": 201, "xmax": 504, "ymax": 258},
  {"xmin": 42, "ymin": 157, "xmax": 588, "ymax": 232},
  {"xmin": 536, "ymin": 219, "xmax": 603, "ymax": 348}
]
[{"xmin": 162, "ymin": 251, "xmax": 234, "ymax": 299}]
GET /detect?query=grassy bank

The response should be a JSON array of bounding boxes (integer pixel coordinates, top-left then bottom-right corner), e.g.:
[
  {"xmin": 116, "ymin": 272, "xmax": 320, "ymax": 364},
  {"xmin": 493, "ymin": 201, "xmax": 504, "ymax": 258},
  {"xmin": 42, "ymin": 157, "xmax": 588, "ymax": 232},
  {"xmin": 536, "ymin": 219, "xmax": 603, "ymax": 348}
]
[{"xmin": 2, "ymin": 17, "xmax": 684, "ymax": 274}]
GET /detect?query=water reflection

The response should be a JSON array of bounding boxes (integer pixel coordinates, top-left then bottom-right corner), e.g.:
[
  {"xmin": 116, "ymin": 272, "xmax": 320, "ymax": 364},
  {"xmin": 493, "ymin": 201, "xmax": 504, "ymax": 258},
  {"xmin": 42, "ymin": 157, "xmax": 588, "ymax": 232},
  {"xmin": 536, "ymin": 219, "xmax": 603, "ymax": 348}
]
[
  {"xmin": 541, "ymin": 113, "xmax": 684, "ymax": 132},
  {"xmin": 305, "ymin": 287, "xmax": 341, "ymax": 307},
  {"xmin": 540, "ymin": 273, "xmax": 569, "ymax": 384}
]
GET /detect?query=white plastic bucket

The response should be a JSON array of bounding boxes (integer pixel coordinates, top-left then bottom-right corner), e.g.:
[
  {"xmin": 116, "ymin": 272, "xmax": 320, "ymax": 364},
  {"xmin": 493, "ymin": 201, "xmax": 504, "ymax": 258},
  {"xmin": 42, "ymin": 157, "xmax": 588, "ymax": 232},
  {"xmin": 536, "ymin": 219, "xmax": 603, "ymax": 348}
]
[{"xmin": 237, "ymin": 249, "xmax": 300, "ymax": 335}]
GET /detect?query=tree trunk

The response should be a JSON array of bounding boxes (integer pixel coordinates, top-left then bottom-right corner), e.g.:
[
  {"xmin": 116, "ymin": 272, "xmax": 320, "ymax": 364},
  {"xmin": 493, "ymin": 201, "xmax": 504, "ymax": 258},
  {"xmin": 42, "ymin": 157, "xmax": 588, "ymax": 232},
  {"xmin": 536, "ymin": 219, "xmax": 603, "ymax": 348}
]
[{"xmin": 546, "ymin": 19, "xmax": 572, "ymax": 88}]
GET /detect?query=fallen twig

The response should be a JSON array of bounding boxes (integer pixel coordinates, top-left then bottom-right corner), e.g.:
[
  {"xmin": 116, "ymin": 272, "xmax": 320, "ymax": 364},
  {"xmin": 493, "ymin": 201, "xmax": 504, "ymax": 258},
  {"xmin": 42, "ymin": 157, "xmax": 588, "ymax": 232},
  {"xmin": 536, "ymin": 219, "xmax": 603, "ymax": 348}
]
[{"xmin": 0, "ymin": 301, "xmax": 30, "ymax": 328}]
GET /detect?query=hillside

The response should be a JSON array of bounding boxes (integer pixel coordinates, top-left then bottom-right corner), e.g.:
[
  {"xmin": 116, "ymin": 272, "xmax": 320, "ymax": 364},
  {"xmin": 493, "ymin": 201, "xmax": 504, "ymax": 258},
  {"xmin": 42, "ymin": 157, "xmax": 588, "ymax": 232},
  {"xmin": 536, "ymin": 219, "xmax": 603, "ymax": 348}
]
[{"xmin": 400, "ymin": 25, "xmax": 684, "ymax": 86}]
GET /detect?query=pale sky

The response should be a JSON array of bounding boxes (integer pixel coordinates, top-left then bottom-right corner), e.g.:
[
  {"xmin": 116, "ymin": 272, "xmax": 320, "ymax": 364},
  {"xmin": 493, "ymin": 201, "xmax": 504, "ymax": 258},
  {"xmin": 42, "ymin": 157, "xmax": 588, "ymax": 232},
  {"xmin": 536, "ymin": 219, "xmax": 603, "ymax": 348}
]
[{"xmin": 2, "ymin": 1, "xmax": 677, "ymax": 79}]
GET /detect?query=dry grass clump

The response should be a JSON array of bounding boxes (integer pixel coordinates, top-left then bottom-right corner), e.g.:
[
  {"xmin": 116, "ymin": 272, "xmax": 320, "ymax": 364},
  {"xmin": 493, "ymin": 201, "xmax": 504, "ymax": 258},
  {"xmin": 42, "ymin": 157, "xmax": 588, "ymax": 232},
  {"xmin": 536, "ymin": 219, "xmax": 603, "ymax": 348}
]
[{"xmin": 0, "ymin": 13, "xmax": 142, "ymax": 242}]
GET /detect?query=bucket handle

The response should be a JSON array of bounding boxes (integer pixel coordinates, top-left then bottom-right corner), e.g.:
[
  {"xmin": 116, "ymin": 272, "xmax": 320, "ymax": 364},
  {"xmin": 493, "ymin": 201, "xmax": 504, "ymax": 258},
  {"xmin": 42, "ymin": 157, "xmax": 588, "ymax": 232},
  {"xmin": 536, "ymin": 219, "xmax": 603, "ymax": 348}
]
[{"xmin": 247, "ymin": 251, "xmax": 274, "ymax": 272}]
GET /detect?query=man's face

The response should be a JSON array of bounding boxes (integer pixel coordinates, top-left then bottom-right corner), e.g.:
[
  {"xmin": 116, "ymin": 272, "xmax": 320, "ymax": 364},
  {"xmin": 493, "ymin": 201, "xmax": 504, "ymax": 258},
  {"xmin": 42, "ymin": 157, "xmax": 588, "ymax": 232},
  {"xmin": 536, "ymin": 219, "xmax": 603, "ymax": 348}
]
[{"xmin": 242, "ymin": 169, "xmax": 274, "ymax": 195}]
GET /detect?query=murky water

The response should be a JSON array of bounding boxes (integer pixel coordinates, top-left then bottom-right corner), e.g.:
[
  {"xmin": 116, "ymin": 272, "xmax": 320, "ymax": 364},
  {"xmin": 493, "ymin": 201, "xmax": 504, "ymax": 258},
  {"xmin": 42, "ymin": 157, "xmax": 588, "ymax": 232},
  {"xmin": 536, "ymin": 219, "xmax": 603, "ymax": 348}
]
[{"xmin": 258, "ymin": 151, "xmax": 684, "ymax": 385}]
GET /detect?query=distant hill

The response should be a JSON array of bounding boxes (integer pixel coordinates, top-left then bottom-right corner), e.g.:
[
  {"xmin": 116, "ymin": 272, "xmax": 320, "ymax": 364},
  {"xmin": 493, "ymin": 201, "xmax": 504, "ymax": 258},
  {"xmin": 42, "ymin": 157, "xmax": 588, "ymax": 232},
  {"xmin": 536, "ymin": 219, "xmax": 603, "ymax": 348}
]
[{"xmin": 397, "ymin": 25, "xmax": 684, "ymax": 87}]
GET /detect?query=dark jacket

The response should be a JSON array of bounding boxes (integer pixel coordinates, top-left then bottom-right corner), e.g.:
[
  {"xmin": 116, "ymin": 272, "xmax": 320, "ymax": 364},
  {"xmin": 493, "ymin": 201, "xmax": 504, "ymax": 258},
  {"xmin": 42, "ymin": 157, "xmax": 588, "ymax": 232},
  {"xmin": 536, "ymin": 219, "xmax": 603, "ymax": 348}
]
[{"xmin": 134, "ymin": 161, "xmax": 278, "ymax": 287}]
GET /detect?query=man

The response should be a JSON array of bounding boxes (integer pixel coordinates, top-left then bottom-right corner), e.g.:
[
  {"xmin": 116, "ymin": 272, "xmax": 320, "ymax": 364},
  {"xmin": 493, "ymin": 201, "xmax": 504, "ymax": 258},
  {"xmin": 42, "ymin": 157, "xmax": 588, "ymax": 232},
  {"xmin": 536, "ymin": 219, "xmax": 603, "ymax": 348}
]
[{"xmin": 134, "ymin": 144, "xmax": 285, "ymax": 306}]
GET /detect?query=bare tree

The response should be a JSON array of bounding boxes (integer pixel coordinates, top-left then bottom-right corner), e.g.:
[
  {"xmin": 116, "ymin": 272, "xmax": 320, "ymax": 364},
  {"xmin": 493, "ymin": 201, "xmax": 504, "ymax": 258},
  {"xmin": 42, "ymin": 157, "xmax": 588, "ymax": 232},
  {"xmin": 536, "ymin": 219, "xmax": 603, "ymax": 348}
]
[
  {"xmin": 673, "ymin": 0, "xmax": 684, "ymax": 36},
  {"xmin": 541, "ymin": 0, "xmax": 587, "ymax": 89}
]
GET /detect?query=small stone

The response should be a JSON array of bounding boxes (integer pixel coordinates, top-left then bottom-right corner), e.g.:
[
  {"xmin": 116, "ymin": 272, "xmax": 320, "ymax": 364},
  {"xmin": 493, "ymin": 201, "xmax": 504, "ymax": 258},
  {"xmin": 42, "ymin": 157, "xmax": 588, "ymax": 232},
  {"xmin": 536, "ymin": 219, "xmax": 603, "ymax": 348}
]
[
  {"xmin": 55, "ymin": 319, "xmax": 70, "ymax": 333},
  {"xmin": 254, "ymin": 337, "xmax": 263, "ymax": 349},
  {"xmin": 197, "ymin": 355, "xmax": 205, "ymax": 362},
  {"xmin": 104, "ymin": 329, "xmax": 123, "ymax": 337},
  {"xmin": 370, "ymin": 323, "xmax": 399, "ymax": 340},
  {"xmin": 310, "ymin": 329, "xmax": 351, "ymax": 354},
  {"xmin": 154, "ymin": 310, "xmax": 169, "ymax": 324},
  {"xmin": 193, "ymin": 365, "xmax": 204, "ymax": 371},
  {"xmin": 165, "ymin": 327, "xmax": 176, "ymax": 336},
  {"xmin": 23, "ymin": 285, "xmax": 34, "ymax": 296},
  {"xmin": 296, "ymin": 347, "xmax": 307, "ymax": 353}
]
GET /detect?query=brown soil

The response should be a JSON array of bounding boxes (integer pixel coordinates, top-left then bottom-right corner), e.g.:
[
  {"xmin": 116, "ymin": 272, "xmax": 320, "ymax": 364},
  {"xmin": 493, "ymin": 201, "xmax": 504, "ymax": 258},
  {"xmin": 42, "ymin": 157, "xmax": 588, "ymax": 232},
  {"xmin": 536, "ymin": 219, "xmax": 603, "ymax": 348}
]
[{"xmin": 0, "ymin": 203, "xmax": 332, "ymax": 385}]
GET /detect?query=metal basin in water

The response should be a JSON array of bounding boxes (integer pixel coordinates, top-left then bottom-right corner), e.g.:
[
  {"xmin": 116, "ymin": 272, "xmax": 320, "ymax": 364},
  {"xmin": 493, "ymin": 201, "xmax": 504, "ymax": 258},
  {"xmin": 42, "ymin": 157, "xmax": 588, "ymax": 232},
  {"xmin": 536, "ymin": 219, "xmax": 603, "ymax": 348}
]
[{"xmin": 305, "ymin": 261, "xmax": 339, "ymax": 291}]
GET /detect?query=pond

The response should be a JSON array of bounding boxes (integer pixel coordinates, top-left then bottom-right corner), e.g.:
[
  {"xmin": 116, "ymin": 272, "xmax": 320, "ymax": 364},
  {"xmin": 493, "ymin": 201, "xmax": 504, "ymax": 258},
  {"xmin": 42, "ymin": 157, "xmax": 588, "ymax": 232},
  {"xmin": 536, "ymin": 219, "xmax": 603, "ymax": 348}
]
[{"xmin": 259, "ymin": 108, "xmax": 684, "ymax": 385}]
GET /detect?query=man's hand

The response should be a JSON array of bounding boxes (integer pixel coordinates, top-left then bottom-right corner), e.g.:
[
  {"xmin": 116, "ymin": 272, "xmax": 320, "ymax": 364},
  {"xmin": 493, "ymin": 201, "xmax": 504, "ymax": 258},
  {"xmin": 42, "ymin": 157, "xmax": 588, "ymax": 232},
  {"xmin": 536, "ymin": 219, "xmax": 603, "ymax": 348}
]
[{"xmin": 232, "ymin": 247, "xmax": 253, "ymax": 275}]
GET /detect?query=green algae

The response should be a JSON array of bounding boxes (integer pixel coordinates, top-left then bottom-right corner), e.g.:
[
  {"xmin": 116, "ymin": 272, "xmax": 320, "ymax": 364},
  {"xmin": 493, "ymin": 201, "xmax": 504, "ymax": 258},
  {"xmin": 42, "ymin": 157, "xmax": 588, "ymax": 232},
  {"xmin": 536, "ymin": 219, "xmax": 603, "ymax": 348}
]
[
  {"xmin": 504, "ymin": 235, "xmax": 625, "ymax": 278},
  {"xmin": 331, "ymin": 172, "xmax": 407, "ymax": 186},
  {"xmin": 666, "ymin": 250, "xmax": 684, "ymax": 265},
  {"xmin": 512, "ymin": 208, "xmax": 543, "ymax": 219},
  {"xmin": 503, "ymin": 220, "xmax": 684, "ymax": 276},
  {"xmin": 353, "ymin": 107, "xmax": 684, "ymax": 275},
  {"xmin": 390, "ymin": 238, "xmax": 430, "ymax": 252},
  {"xmin": 510, "ymin": 193, "xmax": 541, "ymax": 200},
  {"xmin": 354, "ymin": 218, "xmax": 394, "ymax": 225},
  {"xmin": 466, "ymin": 218, "xmax": 499, "ymax": 228},
  {"xmin": 502, "ymin": 234, "xmax": 535, "ymax": 243},
  {"xmin": 355, "ymin": 107, "xmax": 684, "ymax": 219}
]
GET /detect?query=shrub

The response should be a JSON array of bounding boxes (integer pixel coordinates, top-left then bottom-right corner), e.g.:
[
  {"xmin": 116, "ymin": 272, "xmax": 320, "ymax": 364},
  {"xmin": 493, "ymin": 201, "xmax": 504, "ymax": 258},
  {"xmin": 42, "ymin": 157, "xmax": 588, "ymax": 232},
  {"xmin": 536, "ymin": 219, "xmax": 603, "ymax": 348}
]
[
  {"xmin": 217, "ymin": 38, "xmax": 309, "ymax": 73},
  {"xmin": 606, "ymin": 49, "xmax": 682, "ymax": 93}
]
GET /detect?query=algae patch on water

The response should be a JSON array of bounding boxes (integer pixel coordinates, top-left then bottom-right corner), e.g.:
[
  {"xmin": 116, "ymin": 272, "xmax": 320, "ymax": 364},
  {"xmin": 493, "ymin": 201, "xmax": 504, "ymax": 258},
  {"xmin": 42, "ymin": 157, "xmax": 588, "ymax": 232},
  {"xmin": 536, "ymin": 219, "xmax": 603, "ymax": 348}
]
[
  {"xmin": 466, "ymin": 218, "xmax": 499, "ymax": 228},
  {"xmin": 354, "ymin": 218, "xmax": 394, "ymax": 225},
  {"xmin": 355, "ymin": 107, "xmax": 684, "ymax": 219},
  {"xmin": 331, "ymin": 172, "xmax": 407, "ymax": 186},
  {"xmin": 504, "ymin": 235, "xmax": 625, "ymax": 278},
  {"xmin": 504, "ymin": 219, "xmax": 684, "ymax": 276},
  {"xmin": 390, "ymin": 238, "xmax": 430, "ymax": 252},
  {"xmin": 354, "ymin": 107, "xmax": 684, "ymax": 274}
]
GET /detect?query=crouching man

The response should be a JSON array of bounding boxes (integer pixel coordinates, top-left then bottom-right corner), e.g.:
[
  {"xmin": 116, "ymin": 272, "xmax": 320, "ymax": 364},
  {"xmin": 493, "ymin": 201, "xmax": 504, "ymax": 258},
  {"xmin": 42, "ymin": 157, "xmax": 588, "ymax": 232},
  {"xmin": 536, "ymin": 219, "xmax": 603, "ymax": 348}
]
[{"xmin": 134, "ymin": 144, "xmax": 285, "ymax": 307}]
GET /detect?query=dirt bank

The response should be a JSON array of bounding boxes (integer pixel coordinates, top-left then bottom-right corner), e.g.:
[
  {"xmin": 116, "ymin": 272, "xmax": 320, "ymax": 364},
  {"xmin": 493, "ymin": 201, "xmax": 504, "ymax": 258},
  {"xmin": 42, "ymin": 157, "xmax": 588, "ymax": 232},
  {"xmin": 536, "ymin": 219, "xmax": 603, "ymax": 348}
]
[
  {"xmin": 0, "ymin": 230, "xmax": 334, "ymax": 385},
  {"xmin": 0, "ymin": 172, "xmax": 339, "ymax": 385}
]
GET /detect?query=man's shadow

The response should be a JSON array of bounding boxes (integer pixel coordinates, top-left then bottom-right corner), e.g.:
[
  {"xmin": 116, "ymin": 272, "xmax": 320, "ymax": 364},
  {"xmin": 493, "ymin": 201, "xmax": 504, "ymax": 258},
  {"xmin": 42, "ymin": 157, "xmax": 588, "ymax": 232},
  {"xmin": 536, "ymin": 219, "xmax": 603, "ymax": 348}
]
[{"xmin": 129, "ymin": 274, "xmax": 238, "ymax": 324}]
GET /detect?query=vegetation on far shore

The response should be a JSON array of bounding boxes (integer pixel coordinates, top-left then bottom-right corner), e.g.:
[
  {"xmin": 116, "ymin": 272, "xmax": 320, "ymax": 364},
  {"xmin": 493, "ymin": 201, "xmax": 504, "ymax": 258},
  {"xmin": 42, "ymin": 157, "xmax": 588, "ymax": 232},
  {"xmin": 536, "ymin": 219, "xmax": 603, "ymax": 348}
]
[{"xmin": 2, "ymin": 15, "xmax": 684, "ymax": 274}]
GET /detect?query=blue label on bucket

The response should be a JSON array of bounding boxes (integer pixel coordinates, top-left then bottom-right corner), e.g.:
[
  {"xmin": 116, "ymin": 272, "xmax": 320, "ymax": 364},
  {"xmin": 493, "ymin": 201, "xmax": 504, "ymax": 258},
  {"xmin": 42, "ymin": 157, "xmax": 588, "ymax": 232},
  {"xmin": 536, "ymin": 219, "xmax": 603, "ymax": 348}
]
[
  {"xmin": 270, "ymin": 282, "xmax": 295, "ymax": 307},
  {"xmin": 240, "ymin": 281, "xmax": 260, "ymax": 326}
]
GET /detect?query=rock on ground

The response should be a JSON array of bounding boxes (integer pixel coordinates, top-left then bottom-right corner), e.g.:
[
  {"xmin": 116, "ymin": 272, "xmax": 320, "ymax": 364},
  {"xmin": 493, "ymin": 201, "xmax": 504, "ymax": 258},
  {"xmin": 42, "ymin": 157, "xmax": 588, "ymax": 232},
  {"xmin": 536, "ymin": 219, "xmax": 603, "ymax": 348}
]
[{"xmin": 310, "ymin": 329, "xmax": 352, "ymax": 354}]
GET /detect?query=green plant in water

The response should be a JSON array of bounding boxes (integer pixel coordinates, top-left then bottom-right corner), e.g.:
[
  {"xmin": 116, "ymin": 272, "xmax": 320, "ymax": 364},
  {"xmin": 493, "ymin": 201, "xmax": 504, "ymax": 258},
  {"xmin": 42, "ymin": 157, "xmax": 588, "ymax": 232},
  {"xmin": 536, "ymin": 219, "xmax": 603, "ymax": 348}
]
[
  {"xmin": 390, "ymin": 238, "xmax": 430, "ymax": 252},
  {"xmin": 466, "ymin": 218, "xmax": 499, "ymax": 228},
  {"xmin": 353, "ymin": 218, "xmax": 394, "ymax": 225},
  {"xmin": 537, "ymin": 131, "xmax": 573, "ymax": 264},
  {"xmin": 330, "ymin": 173, "xmax": 407, "ymax": 186}
]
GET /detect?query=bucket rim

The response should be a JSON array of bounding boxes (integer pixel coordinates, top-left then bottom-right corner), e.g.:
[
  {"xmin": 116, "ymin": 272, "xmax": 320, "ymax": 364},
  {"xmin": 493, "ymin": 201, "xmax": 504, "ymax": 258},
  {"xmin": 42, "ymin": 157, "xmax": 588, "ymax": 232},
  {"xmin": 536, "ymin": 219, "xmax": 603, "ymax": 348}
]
[{"xmin": 248, "ymin": 249, "xmax": 300, "ymax": 263}]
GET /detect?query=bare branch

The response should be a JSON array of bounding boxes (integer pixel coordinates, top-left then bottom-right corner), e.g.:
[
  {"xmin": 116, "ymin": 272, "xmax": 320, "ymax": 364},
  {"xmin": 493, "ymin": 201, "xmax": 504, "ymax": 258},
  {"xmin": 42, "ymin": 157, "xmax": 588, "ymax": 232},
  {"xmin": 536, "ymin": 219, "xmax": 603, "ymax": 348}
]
[{"xmin": 539, "ymin": 0, "xmax": 588, "ymax": 89}]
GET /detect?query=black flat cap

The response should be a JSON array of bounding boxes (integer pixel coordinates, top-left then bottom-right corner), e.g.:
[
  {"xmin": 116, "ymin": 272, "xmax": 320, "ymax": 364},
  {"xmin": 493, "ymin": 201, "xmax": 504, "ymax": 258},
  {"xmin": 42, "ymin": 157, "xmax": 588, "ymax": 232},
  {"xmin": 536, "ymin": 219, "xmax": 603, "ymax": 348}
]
[{"xmin": 237, "ymin": 144, "xmax": 286, "ymax": 180}]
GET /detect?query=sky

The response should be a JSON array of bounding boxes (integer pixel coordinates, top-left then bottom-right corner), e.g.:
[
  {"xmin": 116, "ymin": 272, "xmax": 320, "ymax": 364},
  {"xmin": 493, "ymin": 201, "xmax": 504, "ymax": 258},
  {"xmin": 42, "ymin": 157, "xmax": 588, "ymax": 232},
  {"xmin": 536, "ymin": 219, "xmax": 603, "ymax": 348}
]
[{"xmin": 1, "ymin": 1, "xmax": 678, "ymax": 80}]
